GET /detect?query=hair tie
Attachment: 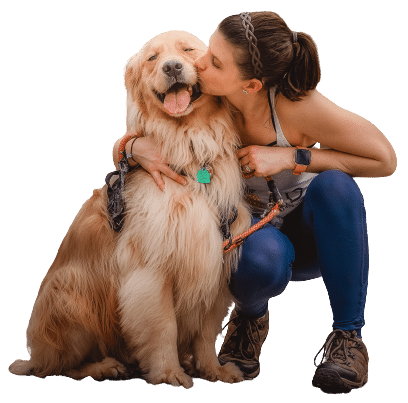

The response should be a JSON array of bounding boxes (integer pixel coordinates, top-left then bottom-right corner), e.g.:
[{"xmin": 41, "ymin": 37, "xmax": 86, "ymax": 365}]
[{"xmin": 292, "ymin": 31, "xmax": 298, "ymax": 44}]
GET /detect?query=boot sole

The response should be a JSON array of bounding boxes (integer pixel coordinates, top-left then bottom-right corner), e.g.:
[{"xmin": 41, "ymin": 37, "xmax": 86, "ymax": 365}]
[
  {"xmin": 312, "ymin": 368, "xmax": 368, "ymax": 394},
  {"xmin": 243, "ymin": 367, "xmax": 260, "ymax": 380}
]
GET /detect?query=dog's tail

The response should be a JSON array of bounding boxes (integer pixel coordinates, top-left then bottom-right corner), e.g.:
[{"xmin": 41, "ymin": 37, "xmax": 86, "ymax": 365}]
[{"xmin": 9, "ymin": 359, "xmax": 35, "ymax": 376}]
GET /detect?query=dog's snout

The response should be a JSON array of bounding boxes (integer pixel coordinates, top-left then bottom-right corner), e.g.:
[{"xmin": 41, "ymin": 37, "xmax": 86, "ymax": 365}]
[{"xmin": 162, "ymin": 60, "xmax": 183, "ymax": 78}]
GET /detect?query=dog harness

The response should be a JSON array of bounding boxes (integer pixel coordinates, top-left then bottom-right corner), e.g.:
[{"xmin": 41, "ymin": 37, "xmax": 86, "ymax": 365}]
[{"xmin": 105, "ymin": 148, "xmax": 241, "ymax": 241}]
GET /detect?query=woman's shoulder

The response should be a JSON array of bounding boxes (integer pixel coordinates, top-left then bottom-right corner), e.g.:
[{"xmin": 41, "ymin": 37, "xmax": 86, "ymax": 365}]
[
  {"xmin": 278, "ymin": 89, "xmax": 394, "ymax": 158},
  {"xmin": 276, "ymin": 89, "xmax": 329, "ymax": 117},
  {"xmin": 274, "ymin": 89, "xmax": 326, "ymax": 146},
  {"xmin": 276, "ymin": 89, "xmax": 361, "ymax": 146}
]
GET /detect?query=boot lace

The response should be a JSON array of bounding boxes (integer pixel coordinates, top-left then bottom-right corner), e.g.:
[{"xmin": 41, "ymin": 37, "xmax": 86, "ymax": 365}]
[
  {"xmin": 222, "ymin": 314, "xmax": 263, "ymax": 360},
  {"xmin": 314, "ymin": 329, "xmax": 363, "ymax": 368}
]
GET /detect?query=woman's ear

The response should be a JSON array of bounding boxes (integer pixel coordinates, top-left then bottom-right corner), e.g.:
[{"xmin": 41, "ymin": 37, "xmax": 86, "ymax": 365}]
[{"xmin": 243, "ymin": 79, "xmax": 263, "ymax": 93}]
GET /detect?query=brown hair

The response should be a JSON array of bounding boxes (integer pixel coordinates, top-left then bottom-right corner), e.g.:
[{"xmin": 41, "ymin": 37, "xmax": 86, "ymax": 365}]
[{"xmin": 218, "ymin": 11, "xmax": 321, "ymax": 101}]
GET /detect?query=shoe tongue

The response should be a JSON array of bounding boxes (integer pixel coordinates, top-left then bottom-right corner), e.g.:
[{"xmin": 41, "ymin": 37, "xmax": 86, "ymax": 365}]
[{"xmin": 163, "ymin": 87, "xmax": 191, "ymax": 115}]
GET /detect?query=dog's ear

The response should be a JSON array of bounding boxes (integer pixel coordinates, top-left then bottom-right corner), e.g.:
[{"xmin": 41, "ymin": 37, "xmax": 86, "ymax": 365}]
[
  {"xmin": 125, "ymin": 53, "xmax": 148, "ymax": 129},
  {"xmin": 124, "ymin": 52, "xmax": 143, "ymax": 93}
]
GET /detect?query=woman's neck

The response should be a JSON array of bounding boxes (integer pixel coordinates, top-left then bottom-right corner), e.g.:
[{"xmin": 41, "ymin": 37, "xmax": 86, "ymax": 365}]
[{"xmin": 225, "ymin": 87, "xmax": 270, "ymax": 124}]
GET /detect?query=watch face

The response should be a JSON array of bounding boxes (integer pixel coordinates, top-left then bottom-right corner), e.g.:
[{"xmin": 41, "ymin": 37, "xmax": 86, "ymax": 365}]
[{"xmin": 295, "ymin": 149, "xmax": 311, "ymax": 165}]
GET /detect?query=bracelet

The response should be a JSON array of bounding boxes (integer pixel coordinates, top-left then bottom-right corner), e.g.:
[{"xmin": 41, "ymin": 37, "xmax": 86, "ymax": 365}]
[{"xmin": 117, "ymin": 133, "xmax": 140, "ymax": 163}]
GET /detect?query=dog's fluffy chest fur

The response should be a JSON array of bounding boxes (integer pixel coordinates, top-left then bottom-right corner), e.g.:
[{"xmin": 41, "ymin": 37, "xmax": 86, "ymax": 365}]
[{"xmin": 116, "ymin": 113, "xmax": 247, "ymax": 314}]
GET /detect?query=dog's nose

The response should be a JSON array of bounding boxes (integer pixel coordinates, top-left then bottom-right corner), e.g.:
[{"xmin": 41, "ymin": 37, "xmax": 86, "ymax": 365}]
[{"xmin": 162, "ymin": 60, "xmax": 183, "ymax": 78}]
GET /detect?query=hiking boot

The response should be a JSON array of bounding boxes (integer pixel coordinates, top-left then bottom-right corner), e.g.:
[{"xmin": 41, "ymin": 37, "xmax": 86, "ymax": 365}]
[
  {"xmin": 218, "ymin": 308, "xmax": 269, "ymax": 379},
  {"xmin": 312, "ymin": 329, "xmax": 369, "ymax": 394}
]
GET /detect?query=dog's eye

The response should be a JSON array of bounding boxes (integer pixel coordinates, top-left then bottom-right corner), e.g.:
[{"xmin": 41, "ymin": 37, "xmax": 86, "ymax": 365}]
[
  {"xmin": 184, "ymin": 48, "xmax": 195, "ymax": 52},
  {"xmin": 148, "ymin": 55, "xmax": 158, "ymax": 61}
]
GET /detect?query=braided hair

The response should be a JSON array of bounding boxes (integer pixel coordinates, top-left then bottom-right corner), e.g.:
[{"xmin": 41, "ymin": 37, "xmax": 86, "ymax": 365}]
[{"xmin": 218, "ymin": 11, "xmax": 321, "ymax": 101}]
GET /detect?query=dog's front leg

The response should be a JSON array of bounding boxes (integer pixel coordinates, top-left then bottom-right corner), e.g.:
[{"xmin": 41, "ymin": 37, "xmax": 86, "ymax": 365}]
[
  {"xmin": 192, "ymin": 288, "xmax": 244, "ymax": 383},
  {"xmin": 119, "ymin": 268, "xmax": 193, "ymax": 388}
]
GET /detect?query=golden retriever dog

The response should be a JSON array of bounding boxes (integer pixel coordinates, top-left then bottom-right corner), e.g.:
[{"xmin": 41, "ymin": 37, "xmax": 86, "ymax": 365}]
[{"xmin": 9, "ymin": 30, "xmax": 251, "ymax": 388}]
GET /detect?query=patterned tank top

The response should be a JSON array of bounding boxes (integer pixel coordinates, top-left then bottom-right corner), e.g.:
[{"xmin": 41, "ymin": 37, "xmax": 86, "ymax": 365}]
[{"xmin": 244, "ymin": 87, "xmax": 317, "ymax": 227}]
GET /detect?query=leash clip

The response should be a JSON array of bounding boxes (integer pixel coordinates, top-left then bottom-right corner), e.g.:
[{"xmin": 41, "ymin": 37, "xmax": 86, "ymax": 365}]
[{"xmin": 223, "ymin": 234, "xmax": 233, "ymax": 252}]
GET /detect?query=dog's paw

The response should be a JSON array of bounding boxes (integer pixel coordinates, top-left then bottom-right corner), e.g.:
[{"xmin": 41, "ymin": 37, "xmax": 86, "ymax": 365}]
[
  {"xmin": 181, "ymin": 355, "xmax": 199, "ymax": 377},
  {"xmin": 146, "ymin": 367, "xmax": 194, "ymax": 389},
  {"xmin": 198, "ymin": 361, "xmax": 244, "ymax": 383},
  {"xmin": 65, "ymin": 357, "xmax": 127, "ymax": 381}
]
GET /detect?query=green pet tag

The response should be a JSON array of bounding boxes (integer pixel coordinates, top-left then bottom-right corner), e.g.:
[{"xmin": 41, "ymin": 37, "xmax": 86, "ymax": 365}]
[{"xmin": 197, "ymin": 167, "xmax": 211, "ymax": 184}]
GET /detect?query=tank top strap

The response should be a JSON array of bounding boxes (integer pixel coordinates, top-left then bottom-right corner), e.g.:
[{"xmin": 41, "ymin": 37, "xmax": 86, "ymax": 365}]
[{"xmin": 268, "ymin": 87, "xmax": 292, "ymax": 148}]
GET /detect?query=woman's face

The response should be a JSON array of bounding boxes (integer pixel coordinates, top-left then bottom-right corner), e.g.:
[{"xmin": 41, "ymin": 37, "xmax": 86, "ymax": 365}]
[{"xmin": 194, "ymin": 29, "xmax": 246, "ymax": 96}]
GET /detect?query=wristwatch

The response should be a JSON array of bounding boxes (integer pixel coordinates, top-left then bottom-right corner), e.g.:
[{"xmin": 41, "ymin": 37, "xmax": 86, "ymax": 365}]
[{"xmin": 293, "ymin": 146, "xmax": 311, "ymax": 175}]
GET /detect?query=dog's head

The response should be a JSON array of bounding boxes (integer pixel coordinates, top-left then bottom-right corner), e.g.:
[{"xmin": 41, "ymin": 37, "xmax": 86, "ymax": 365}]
[{"xmin": 125, "ymin": 31, "xmax": 209, "ymax": 122}]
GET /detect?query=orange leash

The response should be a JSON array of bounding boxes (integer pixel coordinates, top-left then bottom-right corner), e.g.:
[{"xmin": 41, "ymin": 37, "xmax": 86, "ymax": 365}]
[
  {"xmin": 222, "ymin": 201, "xmax": 281, "ymax": 253},
  {"xmin": 117, "ymin": 134, "xmax": 140, "ymax": 163},
  {"xmin": 222, "ymin": 174, "xmax": 283, "ymax": 253}
]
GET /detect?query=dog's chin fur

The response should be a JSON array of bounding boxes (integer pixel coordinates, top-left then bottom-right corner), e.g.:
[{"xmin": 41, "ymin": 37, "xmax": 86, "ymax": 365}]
[{"xmin": 9, "ymin": 30, "xmax": 251, "ymax": 387}]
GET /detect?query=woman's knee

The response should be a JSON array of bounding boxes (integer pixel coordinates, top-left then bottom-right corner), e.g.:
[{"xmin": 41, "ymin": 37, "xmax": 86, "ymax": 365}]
[
  {"xmin": 236, "ymin": 226, "xmax": 294, "ymax": 296},
  {"xmin": 306, "ymin": 170, "xmax": 364, "ymax": 209}
]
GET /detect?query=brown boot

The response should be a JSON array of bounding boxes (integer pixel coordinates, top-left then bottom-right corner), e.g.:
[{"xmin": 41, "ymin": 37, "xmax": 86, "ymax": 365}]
[
  {"xmin": 218, "ymin": 308, "xmax": 269, "ymax": 379},
  {"xmin": 312, "ymin": 329, "xmax": 369, "ymax": 394}
]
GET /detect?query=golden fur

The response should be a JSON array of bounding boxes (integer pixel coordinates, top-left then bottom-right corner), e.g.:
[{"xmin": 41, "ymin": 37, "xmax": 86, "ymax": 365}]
[{"xmin": 9, "ymin": 31, "xmax": 251, "ymax": 388}]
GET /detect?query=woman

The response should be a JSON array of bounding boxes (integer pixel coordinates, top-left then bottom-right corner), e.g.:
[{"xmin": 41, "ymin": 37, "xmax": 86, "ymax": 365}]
[{"xmin": 113, "ymin": 12, "xmax": 396, "ymax": 393}]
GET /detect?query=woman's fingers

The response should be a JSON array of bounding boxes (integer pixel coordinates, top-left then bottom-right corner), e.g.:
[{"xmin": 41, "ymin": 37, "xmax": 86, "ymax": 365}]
[
  {"xmin": 238, "ymin": 155, "xmax": 254, "ymax": 172},
  {"xmin": 237, "ymin": 146, "xmax": 254, "ymax": 170},
  {"xmin": 161, "ymin": 165, "xmax": 187, "ymax": 186},
  {"xmin": 132, "ymin": 136, "xmax": 187, "ymax": 190},
  {"xmin": 236, "ymin": 146, "xmax": 250, "ymax": 160},
  {"xmin": 150, "ymin": 170, "xmax": 166, "ymax": 192},
  {"xmin": 149, "ymin": 165, "xmax": 187, "ymax": 191},
  {"xmin": 238, "ymin": 145, "xmax": 278, "ymax": 176},
  {"xmin": 242, "ymin": 162, "xmax": 253, "ymax": 172}
]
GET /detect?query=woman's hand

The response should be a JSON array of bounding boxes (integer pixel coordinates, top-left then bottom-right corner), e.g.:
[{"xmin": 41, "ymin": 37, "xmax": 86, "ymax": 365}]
[
  {"xmin": 114, "ymin": 135, "xmax": 187, "ymax": 191},
  {"xmin": 237, "ymin": 145, "xmax": 294, "ymax": 177}
]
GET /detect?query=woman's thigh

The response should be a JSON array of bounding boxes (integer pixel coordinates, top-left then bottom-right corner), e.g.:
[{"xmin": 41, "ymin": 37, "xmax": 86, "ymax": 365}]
[{"xmin": 281, "ymin": 170, "xmax": 368, "ymax": 282}]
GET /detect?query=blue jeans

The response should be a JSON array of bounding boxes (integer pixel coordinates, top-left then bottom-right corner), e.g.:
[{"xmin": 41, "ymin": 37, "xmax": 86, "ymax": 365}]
[{"xmin": 230, "ymin": 170, "xmax": 369, "ymax": 337}]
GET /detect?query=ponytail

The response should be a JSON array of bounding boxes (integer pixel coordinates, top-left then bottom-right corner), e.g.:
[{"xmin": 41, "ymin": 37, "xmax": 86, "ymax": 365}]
[
  {"xmin": 219, "ymin": 12, "xmax": 321, "ymax": 101},
  {"xmin": 277, "ymin": 32, "xmax": 321, "ymax": 101}
]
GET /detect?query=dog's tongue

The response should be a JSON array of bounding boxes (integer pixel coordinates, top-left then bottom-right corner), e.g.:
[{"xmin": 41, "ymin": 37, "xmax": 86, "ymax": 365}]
[{"xmin": 163, "ymin": 88, "xmax": 191, "ymax": 114}]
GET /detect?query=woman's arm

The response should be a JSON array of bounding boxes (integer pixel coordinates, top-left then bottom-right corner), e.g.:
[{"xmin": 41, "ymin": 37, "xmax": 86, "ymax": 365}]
[
  {"xmin": 112, "ymin": 134, "xmax": 187, "ymax": 191},
  {"xmin": 238, "ymin": 90, "xmax": 397, "ymax": 178},
  {"xmin": 285, "ymin": 90, "xmax": 397, "ymax": 177}
]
